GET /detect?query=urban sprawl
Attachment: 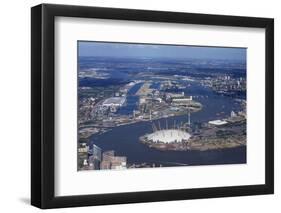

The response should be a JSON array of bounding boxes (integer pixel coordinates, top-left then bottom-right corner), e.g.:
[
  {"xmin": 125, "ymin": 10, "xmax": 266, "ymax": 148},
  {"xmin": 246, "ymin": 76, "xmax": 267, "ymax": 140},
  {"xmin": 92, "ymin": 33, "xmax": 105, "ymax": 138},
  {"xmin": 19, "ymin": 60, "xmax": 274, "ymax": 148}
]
[{"xmin": 78, "ymin": 59, "xmax": 246, "ymax": 171}]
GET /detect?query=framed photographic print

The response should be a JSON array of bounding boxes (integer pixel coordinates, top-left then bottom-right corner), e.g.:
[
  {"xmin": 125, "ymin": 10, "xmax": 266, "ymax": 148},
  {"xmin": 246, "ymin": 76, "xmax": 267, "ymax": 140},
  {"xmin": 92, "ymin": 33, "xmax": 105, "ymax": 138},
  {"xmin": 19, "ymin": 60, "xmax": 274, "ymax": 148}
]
[{"xmin": 31, "ymin": 3, "xmax": 274, "ymax": 209}]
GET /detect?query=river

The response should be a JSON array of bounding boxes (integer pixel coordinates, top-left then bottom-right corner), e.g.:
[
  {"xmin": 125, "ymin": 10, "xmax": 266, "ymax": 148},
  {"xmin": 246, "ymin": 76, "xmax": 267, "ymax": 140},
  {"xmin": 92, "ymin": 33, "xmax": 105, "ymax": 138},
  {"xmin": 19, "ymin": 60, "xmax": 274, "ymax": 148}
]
[{"xmin": 90, "ymin": 80, "xmax": 246, "ymax": 166}]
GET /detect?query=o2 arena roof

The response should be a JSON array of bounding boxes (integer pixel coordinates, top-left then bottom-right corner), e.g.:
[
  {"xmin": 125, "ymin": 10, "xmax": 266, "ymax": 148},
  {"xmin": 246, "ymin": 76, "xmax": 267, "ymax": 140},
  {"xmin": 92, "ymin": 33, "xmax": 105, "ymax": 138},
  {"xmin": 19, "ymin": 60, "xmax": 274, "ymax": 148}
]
[{"xmin": 146, "ymin": 129, "xmax": 191, "ymax": 144}]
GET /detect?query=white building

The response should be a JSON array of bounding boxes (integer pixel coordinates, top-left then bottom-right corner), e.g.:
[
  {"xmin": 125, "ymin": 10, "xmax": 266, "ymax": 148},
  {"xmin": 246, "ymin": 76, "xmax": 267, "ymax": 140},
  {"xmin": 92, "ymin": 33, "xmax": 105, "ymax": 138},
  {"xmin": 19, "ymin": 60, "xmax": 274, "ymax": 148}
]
[
  {"xmin": 102, "ymin": 97, "xmax": 126, "ymax": 107},
  {"xmin": 208, "ymin": 120, "xmax": 228, "ymax": 126},
  {"xmin": 146, "ymin": 129, "xmax": 191, "ymax": 144},
  {"xmin": 171, "ymin": 96, "xmax": 193, "ymax": 105}
]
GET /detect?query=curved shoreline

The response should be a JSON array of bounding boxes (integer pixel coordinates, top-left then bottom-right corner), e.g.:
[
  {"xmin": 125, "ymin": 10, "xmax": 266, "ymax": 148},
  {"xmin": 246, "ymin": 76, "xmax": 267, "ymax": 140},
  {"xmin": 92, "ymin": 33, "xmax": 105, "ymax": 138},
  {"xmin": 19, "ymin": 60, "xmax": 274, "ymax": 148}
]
[{"xmin": 140, "ymin": 136, "xmax": 246, "ymax": 152}]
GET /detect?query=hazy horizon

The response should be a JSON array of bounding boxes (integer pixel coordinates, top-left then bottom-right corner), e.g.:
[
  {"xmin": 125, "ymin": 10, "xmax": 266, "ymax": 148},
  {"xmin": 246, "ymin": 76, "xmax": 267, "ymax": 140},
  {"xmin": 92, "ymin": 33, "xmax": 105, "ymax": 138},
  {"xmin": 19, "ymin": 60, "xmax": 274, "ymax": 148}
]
[{"xmin": 78, "ymin": 41, "xmax": 246, "ymax": 61}]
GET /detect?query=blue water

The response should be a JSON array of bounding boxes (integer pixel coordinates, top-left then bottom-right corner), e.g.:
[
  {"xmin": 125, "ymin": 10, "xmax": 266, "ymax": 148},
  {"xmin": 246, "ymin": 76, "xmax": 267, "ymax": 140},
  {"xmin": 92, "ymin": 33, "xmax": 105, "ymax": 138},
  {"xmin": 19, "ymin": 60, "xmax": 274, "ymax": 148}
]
[
  {"xmin": 91, "ymin": 120, "xmax": 246, "ymax": 166},
  {"xmin": 150, "ymin": 82, "xmax": 161, "ymax": 89},
  {"xmin": 79, "ymin": 56, "xmax": 247, "ymax": 166},
  {"xmin": 117, "ymin": 83, "xmax": 143, "ymax": 115},
  {"xmin": 90, "ymin": 80, "xmax": 246, "ymax": 166}
]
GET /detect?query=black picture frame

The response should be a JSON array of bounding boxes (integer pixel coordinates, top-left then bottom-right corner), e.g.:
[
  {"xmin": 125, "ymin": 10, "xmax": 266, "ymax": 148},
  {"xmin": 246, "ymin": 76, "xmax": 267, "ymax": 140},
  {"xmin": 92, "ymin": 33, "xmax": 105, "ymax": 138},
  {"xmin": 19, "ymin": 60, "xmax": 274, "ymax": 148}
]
[{"xmin": 31, "ymin": 3, "xmax": 274, "ymax": 209}]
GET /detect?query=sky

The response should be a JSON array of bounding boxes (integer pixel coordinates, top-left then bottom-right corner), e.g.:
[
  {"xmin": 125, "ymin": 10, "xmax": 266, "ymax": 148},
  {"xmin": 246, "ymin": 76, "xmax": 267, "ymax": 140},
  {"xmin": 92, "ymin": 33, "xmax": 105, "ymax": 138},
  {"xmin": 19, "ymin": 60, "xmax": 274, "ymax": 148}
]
[{"xmin": 78, "ymin": 41, "xmax": 246, "ymax": 61}]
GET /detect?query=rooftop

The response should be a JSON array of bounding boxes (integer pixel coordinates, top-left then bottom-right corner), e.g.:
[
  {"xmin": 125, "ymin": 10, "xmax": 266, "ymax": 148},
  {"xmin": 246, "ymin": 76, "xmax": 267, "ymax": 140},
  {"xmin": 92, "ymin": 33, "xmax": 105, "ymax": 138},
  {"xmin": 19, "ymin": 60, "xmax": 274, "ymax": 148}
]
[
  {"xmin": 102, "ymin": 97, "xmax": 126, "ymax": 106},
  {"xmin": 146, "ymin": 129, "xmax": 191, "ymax": 143}
]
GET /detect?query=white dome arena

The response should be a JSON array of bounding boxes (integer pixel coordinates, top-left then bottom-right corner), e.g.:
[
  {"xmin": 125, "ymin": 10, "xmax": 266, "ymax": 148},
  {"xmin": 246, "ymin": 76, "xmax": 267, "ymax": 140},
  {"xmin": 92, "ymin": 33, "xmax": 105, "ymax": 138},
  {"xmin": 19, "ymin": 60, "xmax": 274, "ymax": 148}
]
[{"xmin": 146, "ymin": 129, "xmax": 191, "ymax": 144}]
